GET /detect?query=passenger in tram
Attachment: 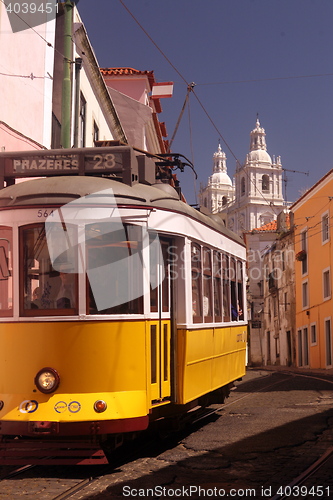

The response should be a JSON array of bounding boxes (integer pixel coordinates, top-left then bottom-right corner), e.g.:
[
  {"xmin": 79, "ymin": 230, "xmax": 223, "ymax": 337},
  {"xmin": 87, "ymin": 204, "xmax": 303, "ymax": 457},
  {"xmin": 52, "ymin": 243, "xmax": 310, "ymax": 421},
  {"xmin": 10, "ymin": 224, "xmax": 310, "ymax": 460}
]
[
  {"xmin": 31, "ymin": 286, "xmax": 41, "ymax": 309},
  {"xmin": 231, "ymin": 301, "xmax": 243, "ymax": 321},
  {"xmin": 56, "ymin": 268, "xmax": 75, "ymax": 308}
]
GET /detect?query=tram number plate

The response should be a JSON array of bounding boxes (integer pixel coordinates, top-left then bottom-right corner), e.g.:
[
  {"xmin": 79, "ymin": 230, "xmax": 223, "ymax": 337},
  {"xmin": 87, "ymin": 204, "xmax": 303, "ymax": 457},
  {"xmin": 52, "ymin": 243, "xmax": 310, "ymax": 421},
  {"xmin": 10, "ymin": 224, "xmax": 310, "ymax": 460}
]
[
  {"xmin": 85, "ymin": 153, "xmax": 122, "ymax": 172},
  {"xmin": 37, "ymin": 209, "xmax": 54, "ymax": 218}
]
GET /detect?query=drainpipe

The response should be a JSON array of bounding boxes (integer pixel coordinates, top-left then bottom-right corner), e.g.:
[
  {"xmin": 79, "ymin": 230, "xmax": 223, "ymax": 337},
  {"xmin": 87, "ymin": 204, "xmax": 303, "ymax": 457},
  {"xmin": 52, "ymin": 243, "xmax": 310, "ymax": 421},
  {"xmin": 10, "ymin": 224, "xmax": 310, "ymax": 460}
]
[
  {"xmin": 60, "ymin": 0, "xmax": 74, "ymax": 149},
  {"xmin": 73, "ymin": 57, "xmax": 83, "ymax": 147}
]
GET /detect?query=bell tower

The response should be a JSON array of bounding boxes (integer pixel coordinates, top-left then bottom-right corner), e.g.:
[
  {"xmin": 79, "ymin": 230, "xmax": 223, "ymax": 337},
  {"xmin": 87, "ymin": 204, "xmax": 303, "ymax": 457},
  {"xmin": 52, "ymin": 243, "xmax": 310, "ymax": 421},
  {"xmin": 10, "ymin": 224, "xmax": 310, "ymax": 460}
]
[
  {"xmin": 227, "ymin": 118, "xmax": 284, "ymax": 235},
  {"xmin": 199, "ymin": 142, "xmax": 234, "ymax": 213}
]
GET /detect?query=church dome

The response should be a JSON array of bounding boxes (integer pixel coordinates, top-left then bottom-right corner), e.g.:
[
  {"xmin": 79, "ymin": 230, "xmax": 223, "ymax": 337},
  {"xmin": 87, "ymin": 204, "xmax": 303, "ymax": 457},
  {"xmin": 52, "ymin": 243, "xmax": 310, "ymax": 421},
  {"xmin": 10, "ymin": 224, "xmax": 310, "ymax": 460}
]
[
  {"xmin": 210, "ymin": 171, "xmax": 233, "ymax": 187},
  {"xmin": 247, "ymin": 149, "xmax": 272, "ymax": 164}
]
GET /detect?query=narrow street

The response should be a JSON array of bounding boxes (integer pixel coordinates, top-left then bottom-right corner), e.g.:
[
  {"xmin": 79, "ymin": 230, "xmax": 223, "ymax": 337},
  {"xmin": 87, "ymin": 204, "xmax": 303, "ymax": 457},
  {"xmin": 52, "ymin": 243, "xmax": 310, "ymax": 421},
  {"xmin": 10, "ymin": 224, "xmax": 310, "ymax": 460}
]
[{"xmin": 1, "ymin": 369, "xmax": 333, "ymax": 499}]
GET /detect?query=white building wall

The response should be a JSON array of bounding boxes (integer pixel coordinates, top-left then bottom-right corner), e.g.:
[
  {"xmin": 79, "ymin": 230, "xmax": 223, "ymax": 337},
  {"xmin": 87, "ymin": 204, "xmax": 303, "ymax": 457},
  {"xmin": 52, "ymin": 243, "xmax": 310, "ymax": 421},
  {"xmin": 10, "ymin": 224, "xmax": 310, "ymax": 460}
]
[{"xmin": 0, "ymin": 4, "xmax": 56, "ymax": 150}]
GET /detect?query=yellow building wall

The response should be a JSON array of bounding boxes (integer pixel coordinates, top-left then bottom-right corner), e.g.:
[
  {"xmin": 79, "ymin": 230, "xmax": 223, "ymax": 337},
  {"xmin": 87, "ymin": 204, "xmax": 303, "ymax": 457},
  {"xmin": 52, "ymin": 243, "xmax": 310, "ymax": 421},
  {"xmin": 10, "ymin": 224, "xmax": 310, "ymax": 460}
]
[{"xmin": 293, "ymin": 172, "xmax": 333, "ymax": 369}]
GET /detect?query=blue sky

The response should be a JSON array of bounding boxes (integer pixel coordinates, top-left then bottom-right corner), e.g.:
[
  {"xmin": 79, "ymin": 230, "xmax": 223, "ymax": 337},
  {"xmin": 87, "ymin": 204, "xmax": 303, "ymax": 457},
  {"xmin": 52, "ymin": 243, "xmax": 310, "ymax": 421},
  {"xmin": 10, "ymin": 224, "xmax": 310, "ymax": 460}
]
[{"xmin": 78, "ymin": 0, "xmax": 333, "ymax": 207}]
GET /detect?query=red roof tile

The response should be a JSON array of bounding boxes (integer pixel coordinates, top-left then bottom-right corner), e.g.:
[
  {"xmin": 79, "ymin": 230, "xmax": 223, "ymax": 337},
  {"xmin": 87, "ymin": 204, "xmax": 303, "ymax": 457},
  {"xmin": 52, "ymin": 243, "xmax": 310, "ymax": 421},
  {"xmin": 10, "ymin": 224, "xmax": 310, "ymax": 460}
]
[
  {"xmin": 100, "ymin": 68, "xmax": 155, "ymax": 87},
  {"xmin": 253, "ymin": 220, "xmax": 277, "ymax": 232}
]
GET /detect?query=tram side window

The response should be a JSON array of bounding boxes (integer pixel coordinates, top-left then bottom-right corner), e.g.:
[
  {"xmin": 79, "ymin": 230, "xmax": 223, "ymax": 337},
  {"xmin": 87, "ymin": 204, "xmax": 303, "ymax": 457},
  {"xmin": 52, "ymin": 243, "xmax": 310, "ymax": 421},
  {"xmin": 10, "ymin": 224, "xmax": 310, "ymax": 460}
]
[
  {"xmin": 20, "ymin": 224, "xmax": 78, "ymax": 316},
  {"xmin": 0, "ymin": 227, "xmax": 13, "ymax": 317},
  {"xmin": 87, "ymin": 222, "xmax": 143, "ymax": 314},
  {"xmin": 203, "ymin": 247, "xmax": 213, "ymax": 322},
  {"xmin": 150, "ymin": 235, "xmax": 170, "ymax": 313},
  {"xmin": 222, "ymin": 253, "xmax": 231, "ymax": 322},
  {"xmin": 230, "ymin": 258, "xmax": 238, "ymax": 320},
  {"xmin": 230, "ymin": 257, "xmax": 244, "ymax": 321},
  {"xmin": 191, "ymin": 243, "xmax": 202, "ymax": 323},
  {"xmin": 213, "ymin": 251, "xmax": 222, "ymax": 322},
  {"xmin": 237, "ymin": 260, "xmax": 244, "ymax": 321}
]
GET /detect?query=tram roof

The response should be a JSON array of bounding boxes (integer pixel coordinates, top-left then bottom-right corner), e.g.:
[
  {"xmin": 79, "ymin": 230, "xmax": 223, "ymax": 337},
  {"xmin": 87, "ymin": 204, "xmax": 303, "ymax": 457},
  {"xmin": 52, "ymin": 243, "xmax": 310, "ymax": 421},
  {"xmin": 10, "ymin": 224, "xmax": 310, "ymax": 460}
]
[{"xmin": 0, "ymin": 175, "xmax": 244, "ymax": 246}]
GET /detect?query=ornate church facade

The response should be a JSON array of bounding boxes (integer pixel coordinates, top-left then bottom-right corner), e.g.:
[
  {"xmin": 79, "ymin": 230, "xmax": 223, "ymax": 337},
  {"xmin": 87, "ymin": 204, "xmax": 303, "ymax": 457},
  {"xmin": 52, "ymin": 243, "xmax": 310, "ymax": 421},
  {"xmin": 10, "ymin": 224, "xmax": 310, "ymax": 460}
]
[{"xmin": 200, "ymin": 119, "xmax": 285, "ymax": 235}]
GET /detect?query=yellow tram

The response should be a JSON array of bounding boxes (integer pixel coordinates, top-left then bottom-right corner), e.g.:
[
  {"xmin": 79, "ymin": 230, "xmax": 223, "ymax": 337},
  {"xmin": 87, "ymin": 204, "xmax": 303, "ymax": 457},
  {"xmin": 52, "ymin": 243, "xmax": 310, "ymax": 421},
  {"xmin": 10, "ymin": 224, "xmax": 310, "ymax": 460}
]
[{"xmin": 0, "ymin": 146, "xmax": 247, "ymax": 464}]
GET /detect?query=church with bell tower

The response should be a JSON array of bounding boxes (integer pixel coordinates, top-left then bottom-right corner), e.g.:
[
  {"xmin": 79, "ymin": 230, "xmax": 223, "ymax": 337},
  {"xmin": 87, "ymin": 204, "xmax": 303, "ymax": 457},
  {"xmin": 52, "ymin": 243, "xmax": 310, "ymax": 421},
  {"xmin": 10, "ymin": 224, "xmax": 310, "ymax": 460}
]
[{"xmin": 200, "ymin": 118, "xmax": 285, "ymax": 236}]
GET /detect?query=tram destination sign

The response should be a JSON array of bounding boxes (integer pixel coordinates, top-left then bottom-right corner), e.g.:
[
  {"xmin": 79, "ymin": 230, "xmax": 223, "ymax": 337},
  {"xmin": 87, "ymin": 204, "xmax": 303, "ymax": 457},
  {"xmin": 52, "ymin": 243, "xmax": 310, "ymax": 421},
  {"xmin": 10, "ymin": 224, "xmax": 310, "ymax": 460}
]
[
  {"xmin": 11, "ymin": 153, "xmax": 80, "ymax": 173},
  {"xmin": 0, "ymin": 146, "xmax": 139, "ymax": 186}
]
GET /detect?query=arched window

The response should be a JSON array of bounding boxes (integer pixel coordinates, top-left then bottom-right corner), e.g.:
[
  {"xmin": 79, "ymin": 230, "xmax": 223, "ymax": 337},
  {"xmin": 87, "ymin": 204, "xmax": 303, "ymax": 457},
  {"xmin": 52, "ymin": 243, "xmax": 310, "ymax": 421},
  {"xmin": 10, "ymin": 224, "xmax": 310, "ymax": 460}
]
[
  {"xmin": 262, "ymin": 174, "xmax": 269, "ymax": 192},
  {"xmin": 222, "ymin": 196, "xmax": 227, "ymax": 206},
  {"xmin": 241, "ymin": 177, "xmax": 245, "ymax": 196}
]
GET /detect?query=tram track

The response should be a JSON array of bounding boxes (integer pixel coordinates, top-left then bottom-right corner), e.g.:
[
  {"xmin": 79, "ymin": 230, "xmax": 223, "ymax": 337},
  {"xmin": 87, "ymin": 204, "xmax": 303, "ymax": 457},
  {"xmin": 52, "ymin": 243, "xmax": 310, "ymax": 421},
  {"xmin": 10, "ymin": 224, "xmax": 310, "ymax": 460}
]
[
  {"xmin": 269, "ymin": 446, "xmax": 333, "ymax": 500},
  {"xmin": 1, "ymin": 370, "xmax": 333, "ymax": 499}
]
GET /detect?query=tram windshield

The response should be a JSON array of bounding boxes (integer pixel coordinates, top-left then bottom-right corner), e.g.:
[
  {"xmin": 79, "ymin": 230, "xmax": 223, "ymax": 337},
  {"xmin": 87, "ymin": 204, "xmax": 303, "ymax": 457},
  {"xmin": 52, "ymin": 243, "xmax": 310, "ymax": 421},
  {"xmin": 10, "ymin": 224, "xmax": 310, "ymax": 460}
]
[
  {"xmin": 20, "ymin": 224, "xmax": 78, "ymax": 315},
  {"xmin": 0, "ymin": 227, "xmax": 13, "ymax": 317},
  {"xmin": 86, "ymin": 222, "xmax": 144, "ymax": 314}
]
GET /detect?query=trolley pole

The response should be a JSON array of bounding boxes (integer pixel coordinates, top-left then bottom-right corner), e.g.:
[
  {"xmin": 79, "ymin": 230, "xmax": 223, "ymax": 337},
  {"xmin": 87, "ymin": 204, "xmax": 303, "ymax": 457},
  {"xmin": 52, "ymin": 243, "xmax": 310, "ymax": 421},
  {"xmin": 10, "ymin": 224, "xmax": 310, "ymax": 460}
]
[{"xmin": 61, "ymin": 0, "xmax": 74, "ymax": 149}]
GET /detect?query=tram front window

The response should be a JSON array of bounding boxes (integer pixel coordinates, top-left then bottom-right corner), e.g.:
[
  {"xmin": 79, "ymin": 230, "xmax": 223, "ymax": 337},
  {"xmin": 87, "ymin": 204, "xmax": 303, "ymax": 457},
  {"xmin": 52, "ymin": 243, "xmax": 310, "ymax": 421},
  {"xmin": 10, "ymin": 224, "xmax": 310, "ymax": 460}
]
[
  {"xmin": 86, "ymin": 222, "xmax": 143, "ymax": 315},
  {"xmin": 0, "ymin": 226, "xmax": 13, "ymax": 317},
  {"xmin": 20, "ymin": 224, "xmax": 78, "ymax": 316}
]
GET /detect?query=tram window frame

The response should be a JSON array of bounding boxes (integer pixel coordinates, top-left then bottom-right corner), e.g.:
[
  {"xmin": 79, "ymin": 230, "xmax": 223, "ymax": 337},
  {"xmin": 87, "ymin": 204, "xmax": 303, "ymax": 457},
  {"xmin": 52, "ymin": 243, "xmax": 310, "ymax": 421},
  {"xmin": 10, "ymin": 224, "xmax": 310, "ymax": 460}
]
[
  {"xmin": 203, "ymin": 247, "xmax": 213, "ymax": 323},
  {"xmin": 230, "ymin": 258, "xmax": 238, "ymax": 321},
  {"xmin": 213, "ymin": 251, "xmax": 222, "ymax": 322},
  {"xmin": 237, "ymin": 260, "xmax": 244, "ymax": 321},
  {"xmin": 191, "ymin": 243, "xmax": 203, "ymax": 323},
  {"xmin": 20, "ymin": 223, "xmax": 79, "ymax": 317},
  {"xmin": 86, "ymin": 222, "xmax": 144, "ymax": 315},
  {"xmin": 149, "ymin": 232, "xmax": 171, "ymax": 314},
  {"xmin": 222, "ymin": 253, "xmax": 231, "ymax": 322},
  {"xmin": 150, "ymin": 233, "xmax": 159, "ymax": 313},
  {"xmin": 190, "ymin": 242, "xmax": 244, "ymax": 325},
  {"xmin": 0, "ymin": 226, "xmax": 13, "ymax": 317}
]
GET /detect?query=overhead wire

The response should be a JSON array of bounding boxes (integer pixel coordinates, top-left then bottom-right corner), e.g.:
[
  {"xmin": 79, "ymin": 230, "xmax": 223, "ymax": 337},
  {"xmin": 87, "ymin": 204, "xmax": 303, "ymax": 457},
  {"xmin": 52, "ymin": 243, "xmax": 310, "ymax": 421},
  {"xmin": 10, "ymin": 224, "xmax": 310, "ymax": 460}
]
[
  {"xmin": 196, "ymin": 73, "xmax": 333, "ymax": 86},
  {"xmin": 0, "ymin": 0, "xmax": 76, "ymax": 67},
  {"xmin": 0, "ymin": 0, "xmax": 54, "ymax": 47},
  {"xmin": 0, "ymin": 70, "xmax": 52, "ymax": 80},
  {"xmin": 117, "ymin": 0, "xmax": 284, "ymax": 216}
]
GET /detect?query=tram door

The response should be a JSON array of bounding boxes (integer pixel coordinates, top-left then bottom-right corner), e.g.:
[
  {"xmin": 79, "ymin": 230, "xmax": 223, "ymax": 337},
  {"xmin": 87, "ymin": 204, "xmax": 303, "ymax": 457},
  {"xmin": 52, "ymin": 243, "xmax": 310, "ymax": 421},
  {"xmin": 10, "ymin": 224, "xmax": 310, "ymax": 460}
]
[{"xmin": 149, "ymin": 236, "xmax": 172, "ymax": 404}]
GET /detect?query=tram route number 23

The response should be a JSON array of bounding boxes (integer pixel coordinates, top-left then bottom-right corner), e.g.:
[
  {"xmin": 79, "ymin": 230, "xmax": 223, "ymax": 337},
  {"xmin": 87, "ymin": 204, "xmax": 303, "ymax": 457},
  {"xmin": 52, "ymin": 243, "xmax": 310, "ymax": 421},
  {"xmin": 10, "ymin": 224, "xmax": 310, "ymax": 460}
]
[{"xmin": 91, "ymin": 154, "xmax": 117, "ymax": 170}]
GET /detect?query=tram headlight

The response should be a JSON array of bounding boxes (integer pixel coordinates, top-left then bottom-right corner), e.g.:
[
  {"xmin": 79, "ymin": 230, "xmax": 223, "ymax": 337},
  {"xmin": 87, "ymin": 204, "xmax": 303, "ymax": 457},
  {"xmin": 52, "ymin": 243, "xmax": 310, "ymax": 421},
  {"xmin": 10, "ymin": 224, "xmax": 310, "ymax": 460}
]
[{"xmin": 34, "ymin": 367, "xmax": 60, "ymax": 394}]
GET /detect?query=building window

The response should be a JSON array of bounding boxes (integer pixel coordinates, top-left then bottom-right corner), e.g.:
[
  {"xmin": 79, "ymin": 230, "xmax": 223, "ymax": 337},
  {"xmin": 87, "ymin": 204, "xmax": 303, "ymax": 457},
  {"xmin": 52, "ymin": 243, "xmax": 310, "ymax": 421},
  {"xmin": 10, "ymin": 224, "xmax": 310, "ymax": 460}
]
[
  {"xmin": 93, "ymin": 120, "xmax": 99, "ymax": 144},
  {"xmin": 302, "ymin": 280, "xmax": 309, "ymax": 309},
  {"xmin": 322, "ymin": 212, "xmax": 329, "ymax": 243},
  {"xmin": 325, "ymin": 318, "xmax": 332, "ymax": 367},
  {"xmin": 282, "ymin": 251, "xmax": 285, "ymax": 272},
  {"xmin": 284, "ymin": 292, "xmax": 288, "ymax": 311},
  {"xmin": 273, "ymin": 296, "xmax": 277, "ymax": 317},
  {"xmin": 79, "ymin": 92, "xmax": 86, "ymax": 148},
  {"xmin": 241, "ymin": 177, "xmax": 245, "ymax": 196},
  {"xmin": 262, "ymin": 174, "xmax": 270, "ymax": 192},
  {"xmin": 310, "ymin": 323, "xmax": 317, "ymax": 345},
  {"xmin": 301, "ymin": 229, "xmax": 308, "ymax": 275},
  {"xmin": 323, "ymin": 268, "xmax": 331, "ymax": 300}
]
